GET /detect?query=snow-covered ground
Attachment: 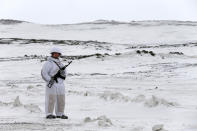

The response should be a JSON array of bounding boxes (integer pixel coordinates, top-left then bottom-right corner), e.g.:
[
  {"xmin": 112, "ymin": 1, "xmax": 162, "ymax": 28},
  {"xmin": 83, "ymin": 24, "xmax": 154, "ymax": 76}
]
[{"xmin": 0, "ymin": 19, "xmax": 197, "ymax": 131}]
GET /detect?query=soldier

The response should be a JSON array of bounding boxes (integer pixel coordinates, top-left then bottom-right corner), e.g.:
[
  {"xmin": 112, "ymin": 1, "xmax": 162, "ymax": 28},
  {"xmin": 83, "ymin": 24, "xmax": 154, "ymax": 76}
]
[{"xmin": 41, "ymin": 47, "xmax": 68, "ymax": 119}]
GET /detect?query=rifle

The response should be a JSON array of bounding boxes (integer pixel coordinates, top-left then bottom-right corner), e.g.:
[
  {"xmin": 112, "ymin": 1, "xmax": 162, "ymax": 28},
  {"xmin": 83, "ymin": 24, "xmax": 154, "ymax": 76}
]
[{"xmin": 47, "ymin": 61, "xmax": 72, "ymax": 88}]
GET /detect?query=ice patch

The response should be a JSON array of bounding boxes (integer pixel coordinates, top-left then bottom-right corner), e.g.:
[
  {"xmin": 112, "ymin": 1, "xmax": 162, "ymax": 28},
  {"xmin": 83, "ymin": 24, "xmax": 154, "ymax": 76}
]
[
  {"xmin": 83, "ymin": 115, "xmax": 113, "ymax": 127},
  {"xmin": 13, "ymin": 96, "xmax": 22, "ymax": 107},
  {"xmin": 97, "ymin": 115, "xmax": 113, "ymax": 127},
  {"xmin": 0, "ymin": 122, "xmax": 46, "ymax": 130},
  {"xmin": 68, "ymin": 90, "xmax": 94, "ymax": 96},
  {"xmin": 24, "ymin": 104, "xmax": 42, "ymax": 113},
  {"xmin": 99, "ymin": 91, "xmax": 130, "ymax": 102},
  {"xmin": 131, "ymin": 95, "xmax": 146, "ymax": 102},
  {"xmin": 152, "ymin": 124, "xmax": 168, "ymax": 131},
  {"xmin": 130, "ymin": 126, "xmax": 144, "ymax": 131},
  {"xmin": 99, "ymin": 92, "xmax": 178, "ymax": 108},
  {"xmin": 83, "ymin": 117, "xmax": 92, "ymax": 123},
  {"xmin": 0, "ymin": 96, "xmax": 41, "ymax": 113},
  {"xmin": 0, "ymin": 101, "xmax": 11, "ymax": 106},
  {"xmin": 145, "ymin": 95, "xmax": 178, "ymax": 108},
  {"xmin": 27, "ymin": 85, "xmax": 34, "ymax": 90}
]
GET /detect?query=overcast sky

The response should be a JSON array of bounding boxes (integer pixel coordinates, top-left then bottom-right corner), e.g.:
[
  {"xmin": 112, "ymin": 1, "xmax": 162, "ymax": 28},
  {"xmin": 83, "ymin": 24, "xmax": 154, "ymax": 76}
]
[{"xmin": 0, "ymin": 0, "xmax": 197, "ymax": 24}]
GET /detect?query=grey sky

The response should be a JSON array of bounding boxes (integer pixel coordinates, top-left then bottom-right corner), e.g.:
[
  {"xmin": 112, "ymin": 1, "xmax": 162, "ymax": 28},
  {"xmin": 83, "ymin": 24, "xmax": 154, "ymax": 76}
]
[{"xmin": 0, "ymin": 0, "xmax": 197, "ymax": 24}]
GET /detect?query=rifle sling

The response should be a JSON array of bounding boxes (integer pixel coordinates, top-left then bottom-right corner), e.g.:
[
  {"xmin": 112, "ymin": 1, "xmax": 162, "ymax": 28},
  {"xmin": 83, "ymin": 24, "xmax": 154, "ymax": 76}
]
[{"xmin": 53, "ymin": 61, "xmax": 62, "ymax": 70}]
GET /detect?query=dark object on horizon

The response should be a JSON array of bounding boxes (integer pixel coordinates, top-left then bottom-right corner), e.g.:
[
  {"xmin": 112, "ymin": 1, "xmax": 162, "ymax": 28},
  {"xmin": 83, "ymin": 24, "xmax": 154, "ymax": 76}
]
[
  {"xmin": 169, "ymin": 52, "xmax": 184, "ymax": 55},
  {"xmin": 136, "ymin": 50, "xmax": 156, "ymax": 56},
  {"xmin": 0, "ymin": 19, "xmax": 25, "ymax": 24}
]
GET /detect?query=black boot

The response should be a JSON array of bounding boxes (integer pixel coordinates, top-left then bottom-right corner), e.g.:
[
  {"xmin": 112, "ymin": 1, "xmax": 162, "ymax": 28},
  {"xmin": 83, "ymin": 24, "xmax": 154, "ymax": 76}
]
[
  {"xmin": 56, "ymin": 116, "xmax": 61, "ymax": 118},
  {"xmin": 61, "ymin": 115, "xmax": 68, "ymax": 119},
  {"xmin": 46, "ymin": 114, "xmax": 56, "ymax": 119},
  {"xmin": 56, "ymin": 115, "xmax": 68, "ymax": 119}
]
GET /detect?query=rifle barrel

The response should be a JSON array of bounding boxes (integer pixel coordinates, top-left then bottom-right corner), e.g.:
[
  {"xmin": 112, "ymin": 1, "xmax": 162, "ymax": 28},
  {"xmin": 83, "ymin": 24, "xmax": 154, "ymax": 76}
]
[{"xmin": 62, "ymin": 61, "xmax": 72, "ymax": 70}]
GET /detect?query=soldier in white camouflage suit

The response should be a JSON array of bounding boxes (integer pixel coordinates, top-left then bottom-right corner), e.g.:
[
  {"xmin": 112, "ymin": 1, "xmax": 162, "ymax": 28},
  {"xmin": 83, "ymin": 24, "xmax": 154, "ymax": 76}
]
[{"xmin": 41, "ymin": 47, "xmax": 68, "ymax": 119}]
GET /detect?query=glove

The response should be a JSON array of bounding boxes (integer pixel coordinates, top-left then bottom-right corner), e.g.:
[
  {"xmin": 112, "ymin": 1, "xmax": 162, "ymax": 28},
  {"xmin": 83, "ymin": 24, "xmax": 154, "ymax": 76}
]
[{"xmin": 47, "ymin": 77, "xmax": 55, "ymax": 88}]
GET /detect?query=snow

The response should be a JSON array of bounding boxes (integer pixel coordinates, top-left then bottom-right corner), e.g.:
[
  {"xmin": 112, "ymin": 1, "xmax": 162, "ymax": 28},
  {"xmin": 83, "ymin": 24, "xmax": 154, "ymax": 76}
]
[
  {"xmin": 0, "ymin": 20, "xmax": 197, "ymax": 130},
  {"xmin": 1, "ymin": 20, "xmax": 197, "ymax": 44}
]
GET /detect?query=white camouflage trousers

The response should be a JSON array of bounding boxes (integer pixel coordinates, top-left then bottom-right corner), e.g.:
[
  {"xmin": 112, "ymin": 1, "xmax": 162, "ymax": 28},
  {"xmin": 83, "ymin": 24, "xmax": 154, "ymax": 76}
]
[{"xmin": 45, "ymin": 82, "xmax": 65, "ymax": 116}]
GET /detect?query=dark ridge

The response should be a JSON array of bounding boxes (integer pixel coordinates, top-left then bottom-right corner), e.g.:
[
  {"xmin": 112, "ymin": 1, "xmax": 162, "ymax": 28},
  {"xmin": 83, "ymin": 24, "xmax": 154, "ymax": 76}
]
[
  {"xmin": 67, "ymin": 73, "xmax": 81, "ymax": 76},
  {"xmin": 0, "ymin": 38, "xmax": 110, "ymax": 45},
  {"xmin": 128, "ymin": 20, "xmax": 197, "ymax": 27},
  {"xmin": 136, "ymin": 50, "xmax": 156, "ymax": 56},
  {"xmin": 90, "ymin": 73, "xmax": 108, "ymax": 76},
  {"xmin": 126, "ymin": 42, "xmax": 197, "ymax": 49},
  {"xmin": 0, "ymin": 19, "xmax": 26, "ymax": 25},
  {"xmin": 67, "ymin": 73, "xmax": 108, "ymax": 77},
  {"xmin": 169, "ymin": 52, "xmax": 184, "ymax": 55},
  {"xmin": 61, "ymin": 53, "xmax": 110, "ymax": 60},
  {"xmin": 1, "ymin": 19, "xmax": 197, "ymax": 26},
  {"xmin": 1, "ymin": 38, "xmax": 197, "ymax": 50},
  {"xmin": 0, "ymin": 55, "xmax": 46, "ymax": 62},
  {"xmin": 0, "ymin": 38, "xmax": 112, "ymax": 51},
  {"xmin": 78, "ymin": 20, "xmax": 127, "ymax": 25},
  {"xmin": 75, "ymin": 20, "xmax": 197, "ymax": 26},
  {"xmin": 0, "ymin": 53, "xmax": 110, "ymax": 62},
  {"xmin": 122, "ymin": 72, "xmax": 135, "ymax": 75}
]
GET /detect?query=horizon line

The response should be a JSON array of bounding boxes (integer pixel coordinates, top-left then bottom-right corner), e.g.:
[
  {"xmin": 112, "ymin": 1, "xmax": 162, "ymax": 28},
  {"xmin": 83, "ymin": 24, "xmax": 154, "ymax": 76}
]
[{"xmin": 1, "ymin": 18, "xmax": 197, "ymax": 25}]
